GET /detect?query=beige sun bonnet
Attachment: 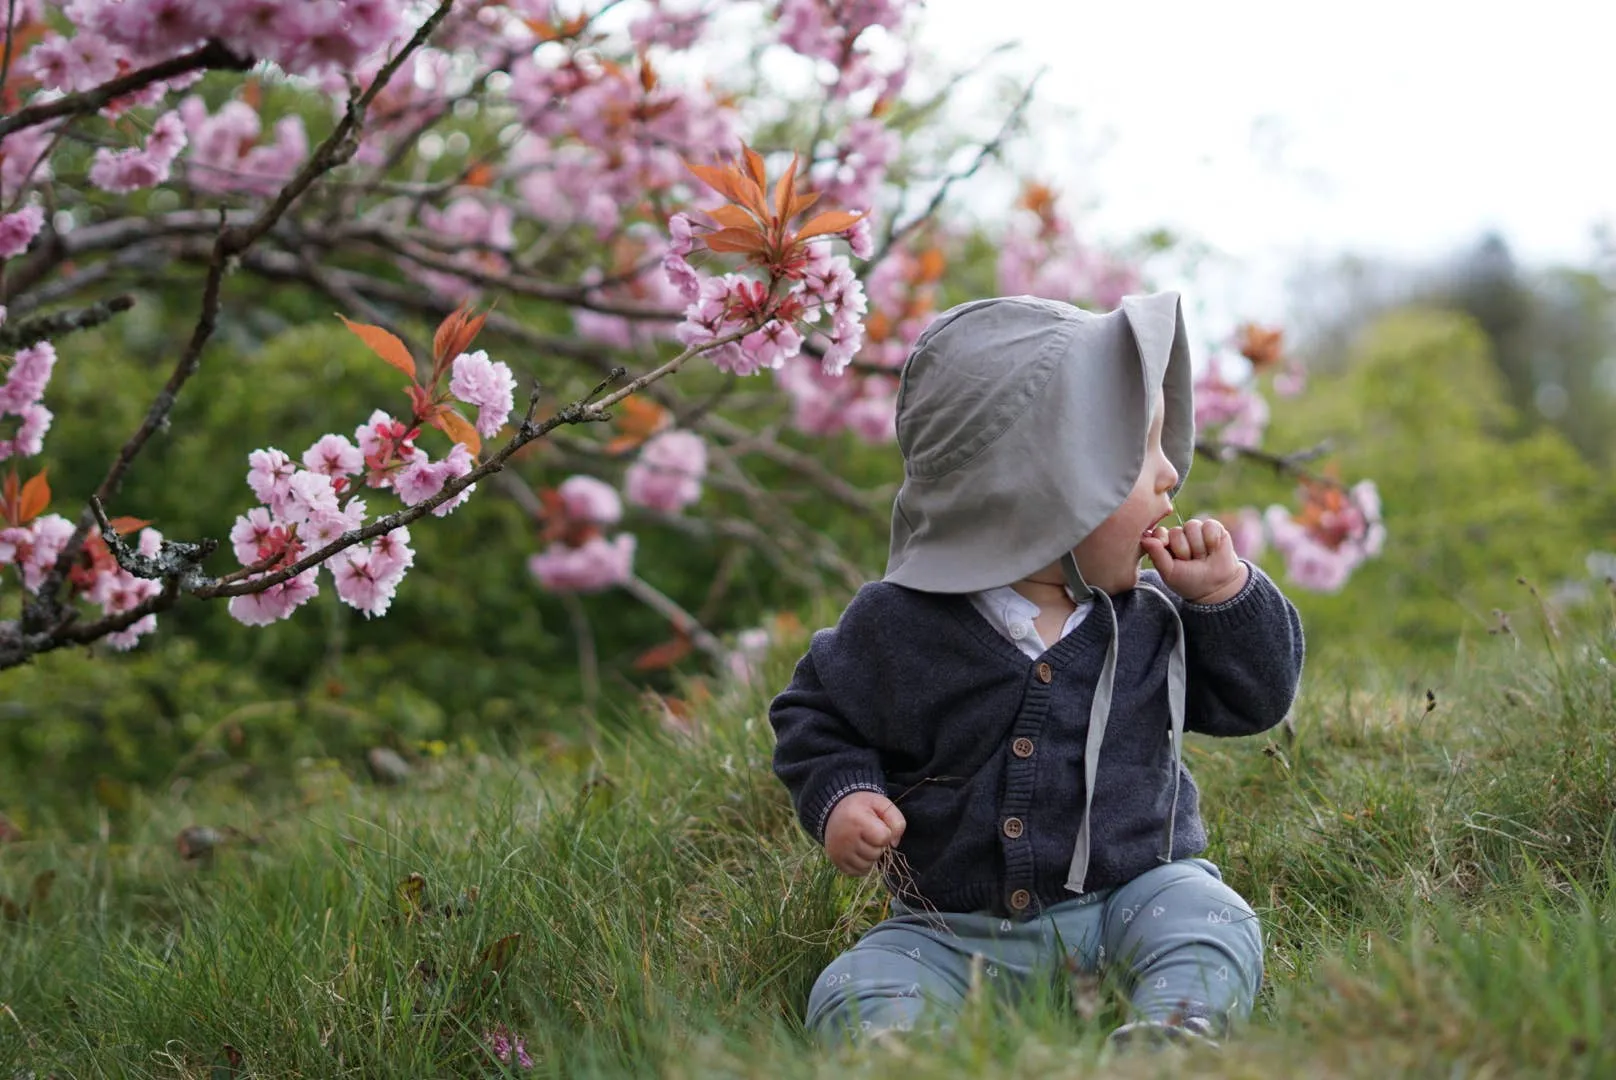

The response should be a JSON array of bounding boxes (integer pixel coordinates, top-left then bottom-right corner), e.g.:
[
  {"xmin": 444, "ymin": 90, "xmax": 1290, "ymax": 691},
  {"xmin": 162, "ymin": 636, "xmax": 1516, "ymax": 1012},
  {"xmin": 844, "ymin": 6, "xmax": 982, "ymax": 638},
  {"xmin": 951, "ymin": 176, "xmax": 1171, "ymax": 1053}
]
[{"xmin": 883, "ymin": 292, "xmax": 1198, "ymax": 894}]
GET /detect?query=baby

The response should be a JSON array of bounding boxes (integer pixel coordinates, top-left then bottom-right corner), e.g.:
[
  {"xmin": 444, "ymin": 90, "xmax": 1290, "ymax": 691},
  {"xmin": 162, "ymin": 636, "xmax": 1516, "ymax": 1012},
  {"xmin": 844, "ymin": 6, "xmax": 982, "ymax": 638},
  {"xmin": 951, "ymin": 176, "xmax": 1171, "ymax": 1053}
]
[{"xmin": 769, "ymin": 293, "xmax": 1305, "ymax": 1048}]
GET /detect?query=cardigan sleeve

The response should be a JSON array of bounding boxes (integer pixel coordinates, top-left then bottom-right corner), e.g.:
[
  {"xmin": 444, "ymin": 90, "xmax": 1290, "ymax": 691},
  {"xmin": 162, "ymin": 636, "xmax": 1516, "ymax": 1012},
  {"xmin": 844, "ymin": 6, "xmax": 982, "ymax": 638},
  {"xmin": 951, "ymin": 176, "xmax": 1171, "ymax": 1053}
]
[
  {"xmin": 769, "ymin": 587, "xmax": 891, "ymax": 843},
  {"xmin": 1141, "ymin": 560, "xmax": 1306, "ymax": 737}
]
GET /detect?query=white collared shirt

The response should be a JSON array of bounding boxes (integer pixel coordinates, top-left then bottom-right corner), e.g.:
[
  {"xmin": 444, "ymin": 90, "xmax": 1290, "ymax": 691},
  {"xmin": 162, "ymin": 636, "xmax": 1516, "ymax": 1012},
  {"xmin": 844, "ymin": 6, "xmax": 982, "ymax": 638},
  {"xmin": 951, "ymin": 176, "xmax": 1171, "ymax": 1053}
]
[{"xmin": 967, "ymin": 584, "xmax": 1092, "ymax": 660}]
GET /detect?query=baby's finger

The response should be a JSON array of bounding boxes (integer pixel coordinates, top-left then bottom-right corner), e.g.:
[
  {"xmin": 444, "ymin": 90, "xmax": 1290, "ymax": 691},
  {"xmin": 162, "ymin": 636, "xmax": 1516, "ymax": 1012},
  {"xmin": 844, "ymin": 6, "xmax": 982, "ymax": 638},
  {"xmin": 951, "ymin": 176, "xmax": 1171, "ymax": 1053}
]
[
  {"xmin": 859, "ymin": 816, "xmax": 894, "ymax": 847},
  {"xmin": 1167, "ymin": 527, "xmax": 1193, "ymax": 561},
  {"xmin": 851, "ymin": 838, "xmax": 886, "ymax": 864},
  {"xmin": 836, "ymin": 851, "xmax": 873, "ymax": 876},
  {"xmin": 1141, "ymin": 533, "xmax": 1172, "ymax": 569},
  {"xmin": 875, "ymin": 802, "xmax": 907, "ymax": 846},
  {"xmin": 1184, "ymin": 519, "xmax": 1208, "ymax": 559},
  {"xmin": 1203, "ymin": 519, "xmax": 1227, "ymax": 553}
]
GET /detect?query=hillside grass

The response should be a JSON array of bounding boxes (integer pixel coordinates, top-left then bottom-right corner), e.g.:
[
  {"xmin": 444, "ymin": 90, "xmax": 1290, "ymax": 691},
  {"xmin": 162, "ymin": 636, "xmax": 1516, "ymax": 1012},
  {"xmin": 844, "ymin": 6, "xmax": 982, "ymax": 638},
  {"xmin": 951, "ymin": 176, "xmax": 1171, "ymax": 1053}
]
[{"xmin": 3, "ymin": 608, "xmax": 1615, "ymax": 1078}]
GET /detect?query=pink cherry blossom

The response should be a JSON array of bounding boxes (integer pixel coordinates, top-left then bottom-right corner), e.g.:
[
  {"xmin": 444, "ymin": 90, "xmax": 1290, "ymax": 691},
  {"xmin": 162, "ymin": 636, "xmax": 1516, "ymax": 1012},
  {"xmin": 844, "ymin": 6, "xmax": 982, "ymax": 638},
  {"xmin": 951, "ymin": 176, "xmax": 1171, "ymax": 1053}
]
[
  {"xmin": 528, "ymin": 534, "xmax": 636, "ymax": 593},
  {"xmin": 0, "ymin": 402, "xmax": 53, "ymax": 460},
  {"xmin": 299, "ymin": 497, "xmax": 367, "ymax": 551},
  {"xmin": 303, "ymin": 433, "xmax": 364, "ymax": 483},
  {"xmin": 1263, "ymin": 480, "xmax": 1385, "ymax": 592},
  {"xmin": 230, "ymin": 507, "xmax": 278, "ymax": 566},
  {"xmin": 624, "ymin": 430, "xmax": 706, "ymax": 513},
  {"xmin": 330, "ymin": 548, "xmax": 397, "ymax": 617},
  {"xmin": 393, "ymin": 444, "xmax": 476, "ymax": 516},
  {"xmin": 0, "ymin": 126, "xmax": 56, "ymax": 201},
  {"xmin": 557, "ymin": 475, "xmax": 623, "ymax": 526},
  {"xmin": 449, "ymin": 350, "xmax": 516, "ymax": 438},
  {"xmin": 13, "ymin": 514, "xmax": 75, "ymax": 593},
  {"xmin": 1194, "ymin": 358, "xmax": 1269, "ymax": 453},
  {"xmin": 0, "ymin": 206, "xmax": 45, "ymax": 259},
  {"xmin": 227, "ymin": 568, "xmax": 321, "ymax": 626},
  {"xmin": 246, "ymin": 448, "xmax": 298, "ymax": 512}
]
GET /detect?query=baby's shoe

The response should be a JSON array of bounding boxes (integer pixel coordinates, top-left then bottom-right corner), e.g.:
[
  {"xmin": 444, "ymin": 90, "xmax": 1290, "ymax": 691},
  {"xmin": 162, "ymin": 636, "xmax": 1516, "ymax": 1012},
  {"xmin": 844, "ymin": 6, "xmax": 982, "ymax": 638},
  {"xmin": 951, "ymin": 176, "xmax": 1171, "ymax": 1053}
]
[{"xmin": 1105, "ymin": 1014, "xmax": 1222, "ymax": 1053}]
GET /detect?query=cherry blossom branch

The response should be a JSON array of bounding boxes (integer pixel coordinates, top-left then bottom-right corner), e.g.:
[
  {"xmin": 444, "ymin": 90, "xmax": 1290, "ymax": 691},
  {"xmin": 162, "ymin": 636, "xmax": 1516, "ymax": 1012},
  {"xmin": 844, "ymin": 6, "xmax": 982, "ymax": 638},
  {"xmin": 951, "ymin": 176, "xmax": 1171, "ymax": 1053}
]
[
  {"xmin": 0, "ymin": 0, "xmax": 19, "ymax": 98},
  {"xmin": 23, "ymin": 0, "xmax": 458, "ymax": 632},
  {"xmin": 874, "ymin": 71, "xmax": 1041, "ymax": 266},
  {"xmin": 0, "ymin": 40, "xmax": 253, "ymax": 140},
  {"xmin": 0, "ymin": 294, "xmax": 134, "ymax": 350},
  {"xmin": 1195, "ymin": 437, "xmax": 1344, "ymax": 489},
  {"xmin": 617, "ymin": 573, "xmax": 729, "ymax": 663}
]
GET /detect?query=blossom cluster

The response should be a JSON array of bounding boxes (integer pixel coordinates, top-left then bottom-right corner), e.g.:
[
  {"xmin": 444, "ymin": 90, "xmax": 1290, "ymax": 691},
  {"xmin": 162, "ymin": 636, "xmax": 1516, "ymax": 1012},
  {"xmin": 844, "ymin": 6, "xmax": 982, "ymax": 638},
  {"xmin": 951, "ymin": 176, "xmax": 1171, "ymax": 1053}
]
[
  {"xmin": 773, "ymin": 243, "xmax": 942, "ymax": 443},
  {"xmin": 0, "ymin": 341, "xmax": 56, "ymax": 461},
  {"xmin": 1263, "ymin": 480, "xmax": 1386, "ymax": 593},
  {"xmin": 225, "ymin": 344, "xmax": 512, "ymax": 626},
  {"xmin": 26, "ymin": 0, "xmax": 408, "ymax": 88},
  {"xmin": 1192, "ymin": 355, "xmax": 1270, "ymax": 453},
  {"xmin": 527, "ymin": 428, "xmax": 709, "ymax": 595},
  {"xmin": 997, "ymin": 184, "xmax": 1141, "ymax": 312}
]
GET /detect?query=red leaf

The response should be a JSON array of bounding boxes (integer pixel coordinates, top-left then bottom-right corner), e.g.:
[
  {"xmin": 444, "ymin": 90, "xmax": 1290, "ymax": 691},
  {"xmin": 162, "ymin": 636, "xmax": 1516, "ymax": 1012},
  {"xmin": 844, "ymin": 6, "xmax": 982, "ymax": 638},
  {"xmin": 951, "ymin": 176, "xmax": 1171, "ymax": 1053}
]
[
  {"xmin": 705, "ymin": 204, "xmax": 757, "ymax": 230},
  {"xmin": 338, "ymin": 315, "xmax": 417, "ymax": 380},
  {"xmin": 685, "ymin": 161, "xmax": 747, "ymax": 205},
  {"xmin": 703, "ymin": 227, "xmax": 770, "ymax": 255},
  {"xmin": 17, "ymin": 469, "xmax": 49, "ymax": 524},
  {"xmin": 433, "ymin": 301, "xmax": 489, "ymax": 366},
  {"xmin": 638, "ymin": 53, "xmax": 657, "ymax": 93},
  {"xmin": 773, "ymin": 154, "xmax": 800, "ymax": 222},
  {"xmin": 742, "ymin": 143, "xmax": 767, "ymax": 190},
  {"xmin": 793, "ymin": 209, "xmax": 865, "ymax": 243},
  {"xmin": 107, "ymin": 515, "xmax": 151, "ymax": 536},
  {"xmin": 632, "ymin": 634, "xmax": 694, "ymax": 672},
  {"xmin": 786, "ymin": 189, "xmax": 821, "ymax": 220}
]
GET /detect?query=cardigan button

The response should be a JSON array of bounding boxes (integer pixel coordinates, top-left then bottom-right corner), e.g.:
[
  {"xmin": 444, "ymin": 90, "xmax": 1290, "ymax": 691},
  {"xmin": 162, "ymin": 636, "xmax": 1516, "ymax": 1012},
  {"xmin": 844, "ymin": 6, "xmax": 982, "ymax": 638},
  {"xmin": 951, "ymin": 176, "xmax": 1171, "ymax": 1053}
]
[
  {"xmin": 1002, "ymin": 816, "xmax": 1024, "ymax": 839},
  {"xmin": 1012, "ymin": 737, "xmax": 1035, "ymax": 758},
  {"xmin": 1008, "ymin": 889, "xmax": 1031, "ymax": 911},
  {"xmin": 1035, "ymin": 662, "xmax": 1052, "ymax": 684}
]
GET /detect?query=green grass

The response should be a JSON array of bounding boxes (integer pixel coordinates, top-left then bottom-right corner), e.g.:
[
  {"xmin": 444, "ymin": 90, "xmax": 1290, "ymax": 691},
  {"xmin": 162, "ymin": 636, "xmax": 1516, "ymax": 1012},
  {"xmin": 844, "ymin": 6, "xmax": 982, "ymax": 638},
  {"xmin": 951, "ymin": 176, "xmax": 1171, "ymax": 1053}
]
[{"xmin": 3, "ymin": 613, "xmax": 1615, "ymax": 1078}]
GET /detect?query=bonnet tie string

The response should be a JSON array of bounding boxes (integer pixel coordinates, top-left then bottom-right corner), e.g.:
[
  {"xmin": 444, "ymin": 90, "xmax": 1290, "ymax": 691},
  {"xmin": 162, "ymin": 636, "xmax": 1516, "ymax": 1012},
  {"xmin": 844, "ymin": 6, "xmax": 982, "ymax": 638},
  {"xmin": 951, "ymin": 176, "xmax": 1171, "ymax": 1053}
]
[{"xmin": 1060, "ymin": 557, "xmax": 1189, "ymax": 894}]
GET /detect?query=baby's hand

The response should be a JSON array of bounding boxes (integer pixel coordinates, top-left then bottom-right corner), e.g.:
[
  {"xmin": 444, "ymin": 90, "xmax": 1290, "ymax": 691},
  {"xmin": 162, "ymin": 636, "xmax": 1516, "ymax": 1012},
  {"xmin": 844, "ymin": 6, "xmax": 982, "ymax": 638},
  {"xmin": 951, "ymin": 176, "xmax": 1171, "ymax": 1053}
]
[
  {"xmin": 824, "ymin": 790, "xmax": 907, "ymax": 876},
  {"xmin": 1142, "ymin": 518, "xmax": 1248, "ymax": 605}
]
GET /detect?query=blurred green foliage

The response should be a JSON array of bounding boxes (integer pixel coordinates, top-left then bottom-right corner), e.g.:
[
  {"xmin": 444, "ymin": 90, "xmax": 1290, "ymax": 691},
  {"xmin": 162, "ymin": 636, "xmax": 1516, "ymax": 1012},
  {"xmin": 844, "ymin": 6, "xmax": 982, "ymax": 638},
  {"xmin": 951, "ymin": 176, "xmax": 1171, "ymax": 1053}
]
[{"xmin": 1225, "ymin": 308, "xmax": 1615, "ymax": 665}]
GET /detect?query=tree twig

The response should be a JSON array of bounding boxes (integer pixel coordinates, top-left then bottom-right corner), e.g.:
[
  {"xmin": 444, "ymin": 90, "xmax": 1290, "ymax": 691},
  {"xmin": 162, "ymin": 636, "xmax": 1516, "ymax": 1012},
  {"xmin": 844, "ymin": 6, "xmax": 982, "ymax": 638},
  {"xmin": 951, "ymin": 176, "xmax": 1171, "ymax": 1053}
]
[{"xmin": 0, "ymin": 295, "xmax": 134, "ymax": 350}]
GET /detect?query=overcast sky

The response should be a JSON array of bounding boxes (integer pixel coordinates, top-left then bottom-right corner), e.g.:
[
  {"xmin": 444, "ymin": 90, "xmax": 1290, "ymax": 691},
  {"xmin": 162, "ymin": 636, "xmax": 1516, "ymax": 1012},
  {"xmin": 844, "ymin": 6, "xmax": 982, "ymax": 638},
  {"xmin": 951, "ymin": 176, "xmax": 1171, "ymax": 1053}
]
[{"xmin": 913, "ymin": 0, "xmax": 1616, "ymax": 331}]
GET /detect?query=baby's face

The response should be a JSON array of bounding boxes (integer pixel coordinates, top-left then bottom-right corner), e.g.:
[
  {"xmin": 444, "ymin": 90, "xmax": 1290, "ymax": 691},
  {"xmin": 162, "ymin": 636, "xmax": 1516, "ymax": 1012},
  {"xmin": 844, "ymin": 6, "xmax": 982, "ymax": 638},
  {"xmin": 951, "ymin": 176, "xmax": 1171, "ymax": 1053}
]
[{"xmin": 1071, "ymin": 395, "xmax": 1178, "ymax": 594}]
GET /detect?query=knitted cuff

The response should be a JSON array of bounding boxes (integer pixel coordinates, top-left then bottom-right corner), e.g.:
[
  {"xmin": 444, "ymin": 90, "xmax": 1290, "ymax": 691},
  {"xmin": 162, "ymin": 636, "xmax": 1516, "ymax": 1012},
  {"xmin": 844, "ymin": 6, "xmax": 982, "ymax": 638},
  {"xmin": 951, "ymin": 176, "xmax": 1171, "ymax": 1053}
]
[{"xmin": 803, "ymin": 771, "xmax": 889, "ymax": 844}]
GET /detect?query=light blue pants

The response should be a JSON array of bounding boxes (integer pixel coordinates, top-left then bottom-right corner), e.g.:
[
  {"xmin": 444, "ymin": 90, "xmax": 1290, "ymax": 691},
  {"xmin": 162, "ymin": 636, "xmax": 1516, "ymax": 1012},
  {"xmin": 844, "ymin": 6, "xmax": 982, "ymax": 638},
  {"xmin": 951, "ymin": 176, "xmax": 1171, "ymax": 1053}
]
[{"xmin": 807, "ymin": 858, "xmax": 1262, "ymax": 1042}]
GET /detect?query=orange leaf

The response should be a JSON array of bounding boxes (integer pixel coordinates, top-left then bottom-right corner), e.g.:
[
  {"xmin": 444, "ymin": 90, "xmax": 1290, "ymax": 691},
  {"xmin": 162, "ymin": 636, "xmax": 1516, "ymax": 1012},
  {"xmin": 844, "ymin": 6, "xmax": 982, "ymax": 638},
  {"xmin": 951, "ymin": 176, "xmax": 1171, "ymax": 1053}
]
[
  {"xmin": 705, "ymin": 204, "xmax": 757, "ymax": 230},
  {"xmin": 462, "ymin": 162, "xmax": 495, "ymax": 188},
  {"xmin": 1237, "ymin": 323, "xmax": 1286, "ymax": 370},
  {"xmin": 612, "ymin": 395, "xmax": 669, "ymax": 444},
  {"xmin": 793, "ymin": 209, "xmax": 865, "ymax": 244},
  {"xmin": 772, "ymin": 154, "xmax": 800, "ymax": 222},
  {"xmin": 916, "ymin": 247, "xmax": 947, "ymax": 283},
  {"xmin": 17, "ymin": 470, "xmax": 49, "ymax": 524},
  {"xmin": 107, "ymin": 515, "xmax": 151, "ymax": 536},
  {"xmin": 432, "ymin": 302, "xmax": 489, "ymax": 366},
  {"xmin": 742, "ymin": 143, "xmax": 767, "ymax": 190},
  {"xmin": 787, "ymin": 191, "xmax": 820, "ymax": 218},
  {"xmin": 432, "ymin": 409, "xmax": 482, "ymax": 457},
  {"xmin": 685, "ymin": 161, "xmax": 747, "ymax": 205},
  {"xmin": 632, "ymin": 634, "xmax": 694, "ymax": 672},
  {"xmin": 638, "ymin": 53, "xmax": 657, "ymax": 93},
  {"xmin": 338, "ymin": 315, "xmax": 417, "ymax": 380},
  {"xmin": 703, "ymin": 227, "xmax": 770, "ymax": 255}
]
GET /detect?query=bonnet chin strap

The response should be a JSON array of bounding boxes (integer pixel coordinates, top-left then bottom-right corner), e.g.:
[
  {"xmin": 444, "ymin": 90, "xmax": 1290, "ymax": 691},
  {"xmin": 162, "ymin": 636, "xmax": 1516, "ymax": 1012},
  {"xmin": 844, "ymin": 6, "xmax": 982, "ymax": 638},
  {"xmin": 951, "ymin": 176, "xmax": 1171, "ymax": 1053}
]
[{"xmin": 1060, "ymin": 553, "xmax": 1189, "ymax": 894}]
